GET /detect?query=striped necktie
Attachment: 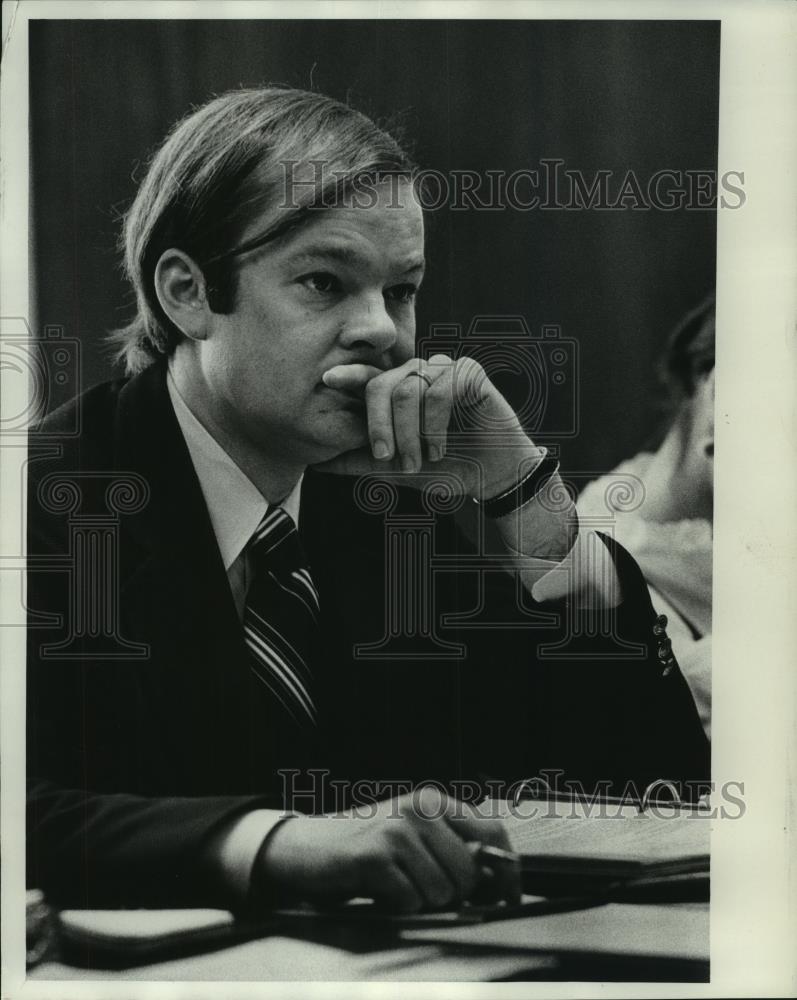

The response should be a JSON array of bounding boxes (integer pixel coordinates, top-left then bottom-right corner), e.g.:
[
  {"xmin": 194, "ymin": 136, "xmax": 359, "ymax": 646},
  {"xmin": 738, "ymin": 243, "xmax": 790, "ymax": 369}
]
[{"xmin": 243, "ymin": 506, "xmax": 319, "ymax": 728}]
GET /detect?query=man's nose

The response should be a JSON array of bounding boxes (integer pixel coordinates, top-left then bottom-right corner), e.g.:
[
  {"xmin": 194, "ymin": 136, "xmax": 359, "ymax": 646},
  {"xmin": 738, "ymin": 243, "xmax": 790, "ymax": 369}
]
[{"xmin": 338, "ymin": 292, "xmax": 399, "ymax": 355}]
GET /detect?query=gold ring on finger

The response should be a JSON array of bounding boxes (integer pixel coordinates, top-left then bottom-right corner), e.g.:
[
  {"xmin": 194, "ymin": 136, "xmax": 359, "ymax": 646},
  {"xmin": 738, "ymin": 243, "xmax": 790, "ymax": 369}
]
[{"xmin": 405, "ymin": 370, "xmax": 433, "ymax": 388}]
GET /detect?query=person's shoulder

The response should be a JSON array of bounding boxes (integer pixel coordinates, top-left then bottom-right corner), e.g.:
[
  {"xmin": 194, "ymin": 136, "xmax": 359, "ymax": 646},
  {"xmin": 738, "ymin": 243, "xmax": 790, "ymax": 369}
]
[
  {"xmin": 34, "ymin": 377, "xmax": 130, "ymax": 437},
  {"xmin": 577, "ymin": 452, "xmax": 654, "ymax": 518},
  {"xmin": 29, "ymin": 377, "xmax": 133, "ymax": 487}
]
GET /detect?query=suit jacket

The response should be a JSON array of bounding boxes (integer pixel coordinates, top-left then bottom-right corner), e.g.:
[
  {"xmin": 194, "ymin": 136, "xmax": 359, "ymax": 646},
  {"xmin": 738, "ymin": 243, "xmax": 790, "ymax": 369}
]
[{"xmin": 26, "ymin": 360, "xmax": 709, "ymax": 907}]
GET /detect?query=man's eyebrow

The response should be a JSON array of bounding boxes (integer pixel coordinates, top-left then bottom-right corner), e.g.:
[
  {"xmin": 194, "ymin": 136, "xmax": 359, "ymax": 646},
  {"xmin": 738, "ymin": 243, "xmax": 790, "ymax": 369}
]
[{"xmin": 285, "ymin": 243, "xmax": 426, "ymax": 274}]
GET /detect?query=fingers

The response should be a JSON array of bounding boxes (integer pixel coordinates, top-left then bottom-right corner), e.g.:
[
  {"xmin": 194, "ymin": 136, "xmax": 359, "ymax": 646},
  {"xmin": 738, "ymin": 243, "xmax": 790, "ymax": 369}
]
[
  {"xmin": 417, "ymin": 819, "xmax": 480, "ymax": 904},
  {"xmin": 440, "ymin": 798, "xmax": 522, "ymax": 906},
  {"xmin": 323, "ymin": 355, "xmax": 469, "ymax": 471},
  {"xmin": 363, "ymin": 856, "xmax": 424, "ymax": 914},
  {"xmin": 389, "ymin": 828, "xmax": 459, "ymax": 910},
  {"xmin": 365, "ymin": 356, "xmax": 453, "ymax": 468},
  {"xmin": 322, "ymin": 354, "xmax": 509, "ymax": 478},
  {"xmin": 322, "ymin": 363, "xmax": 384, "ymax": 392},
  {"xmin": 324, "ymin": 356, "xmax": 454, "ymax": 468},
  {"xmin": 356, "ymin": 826, "xmax": 460, "ymax": 913},
  {"xmin": 390, "ymin": 373, "xmax": 427, "ymax": 472},
  {"xmin": 407, "ymin": 787, "xmax": 519, "ymax": 907},
  {"xmin": 362, "ymin": 361, "xmax": 422, "ymax": 465},
  {"xmin": 447, "ymin": 799, "xmax": 515, "ymax": 852},
  {"xmin": 421, "ymin": 356, "xmax": 454, "ymax": 462}
]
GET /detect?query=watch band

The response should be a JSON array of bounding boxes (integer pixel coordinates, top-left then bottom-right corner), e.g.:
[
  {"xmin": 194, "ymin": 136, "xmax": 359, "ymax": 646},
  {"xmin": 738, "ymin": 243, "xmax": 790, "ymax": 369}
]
[{"xmin": 475, "ymin": 450, "xmax": 561, "ymax": 519}]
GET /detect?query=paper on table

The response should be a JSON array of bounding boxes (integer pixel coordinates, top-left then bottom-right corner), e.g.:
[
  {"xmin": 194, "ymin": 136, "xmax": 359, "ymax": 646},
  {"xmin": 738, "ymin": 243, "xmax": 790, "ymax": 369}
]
[
  {"xmin": 402, "ymin": 902, "xmax": 709, "ymax": 963},
  {"xmin": 59, "ymin": 908, "xmax": 234, "ymax": 944},
  {"xmin": 498, "ymin": 799, "xmax": 710, "ymax": 867},
  {"xmin": 56, "ymin": 908, "xmax": 257, "ymax": 968}
]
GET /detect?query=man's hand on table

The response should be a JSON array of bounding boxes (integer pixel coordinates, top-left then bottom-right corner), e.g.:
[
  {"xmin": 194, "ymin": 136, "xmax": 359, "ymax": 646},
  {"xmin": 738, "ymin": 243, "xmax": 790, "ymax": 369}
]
[{"xmin": 253, "ymin": 787, "xmax": 521, "ymax": 914}]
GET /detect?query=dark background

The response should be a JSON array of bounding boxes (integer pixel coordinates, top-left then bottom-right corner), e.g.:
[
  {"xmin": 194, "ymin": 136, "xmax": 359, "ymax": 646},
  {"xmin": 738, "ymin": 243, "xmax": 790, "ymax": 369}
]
[{"xmin": 29, "ymin": 19, "xmax": 719, "ymax": 474}]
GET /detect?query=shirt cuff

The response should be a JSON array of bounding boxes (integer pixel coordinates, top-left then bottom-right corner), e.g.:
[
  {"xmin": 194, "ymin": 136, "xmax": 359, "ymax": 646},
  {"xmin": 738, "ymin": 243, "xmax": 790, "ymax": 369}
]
[
  {"xmin": 206, "ymin": 808, "xmax": 292, "ymax": 906},
  {"xmin": 514, "ymin": 528, "xmax": 625, "ymax": 608}
]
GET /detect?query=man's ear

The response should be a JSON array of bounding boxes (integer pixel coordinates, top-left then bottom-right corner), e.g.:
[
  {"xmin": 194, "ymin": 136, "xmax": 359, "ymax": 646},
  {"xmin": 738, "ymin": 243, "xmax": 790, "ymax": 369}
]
[{"xmin": 154, "ymin": 249, "xmax": 211, "ymax": 341}]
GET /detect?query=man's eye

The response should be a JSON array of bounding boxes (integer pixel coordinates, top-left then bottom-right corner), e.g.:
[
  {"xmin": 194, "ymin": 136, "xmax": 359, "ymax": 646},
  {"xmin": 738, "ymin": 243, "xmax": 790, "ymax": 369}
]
[
  {"xmin": 385, "ymin": 283, "xmax": 418, "ymax": 305},
  {"xmin": 300, "ymin": 272, "xmax": 341, "ymax": 295}
]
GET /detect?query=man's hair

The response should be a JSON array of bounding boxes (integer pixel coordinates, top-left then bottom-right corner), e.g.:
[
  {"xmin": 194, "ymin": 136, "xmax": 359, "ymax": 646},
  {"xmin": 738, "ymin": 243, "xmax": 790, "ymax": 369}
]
[
  {"xmin": 110, "ymin": 87, "xmax": 418, "ymax": 374},
  {"xmin": 648, "ymin": 292, "xmax": 715, "ymax": 450},
  {"xmin": 662, "ymin": 292, "xmax": 715, "ymax": 400}
]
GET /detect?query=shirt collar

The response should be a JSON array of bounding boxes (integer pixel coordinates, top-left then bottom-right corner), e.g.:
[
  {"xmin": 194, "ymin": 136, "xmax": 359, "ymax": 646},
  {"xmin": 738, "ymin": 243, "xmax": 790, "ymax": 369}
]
[{"xmin": 167, "ymin": 368, "xmax": 303, "ymax": 571}]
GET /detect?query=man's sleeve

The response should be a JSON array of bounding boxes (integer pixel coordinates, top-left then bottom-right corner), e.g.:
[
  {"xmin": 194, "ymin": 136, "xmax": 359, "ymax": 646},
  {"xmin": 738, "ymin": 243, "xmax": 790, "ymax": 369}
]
[
  {"xmin": 25, "ymin": 472, "xmax": 280, "ymax": 910},
  {"xmin": 26, "ymin": 778, "xmax": 278, "ymax": 908},
  {"xmin": 460, "ymin": 524, "xmax": 710, "ymax": 799}
]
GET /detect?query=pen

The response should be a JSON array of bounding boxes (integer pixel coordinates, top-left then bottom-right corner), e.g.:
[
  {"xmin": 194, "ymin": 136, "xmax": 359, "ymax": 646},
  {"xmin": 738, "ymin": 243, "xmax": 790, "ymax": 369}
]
[
  {"xmin": 467, "ymin": 841, "xmax": 522, "ymax": 906},
  {"xmin": 469, "ymin": 842, "xmax": 521, "ymax": 870}
]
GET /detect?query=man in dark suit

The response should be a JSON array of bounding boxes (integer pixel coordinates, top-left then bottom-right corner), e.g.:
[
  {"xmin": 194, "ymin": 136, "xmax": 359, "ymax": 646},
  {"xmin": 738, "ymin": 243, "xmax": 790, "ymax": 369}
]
[{"xmin": 27, "ymin": 87, "xmax": 708, "ymax": 916}]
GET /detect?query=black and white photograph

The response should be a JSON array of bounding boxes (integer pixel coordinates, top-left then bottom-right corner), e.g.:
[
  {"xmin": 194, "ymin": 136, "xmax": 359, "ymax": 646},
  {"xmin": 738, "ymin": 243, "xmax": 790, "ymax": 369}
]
[{"xmin": 1, "ymin": 1, "xmax": 795, "ymax": 995}]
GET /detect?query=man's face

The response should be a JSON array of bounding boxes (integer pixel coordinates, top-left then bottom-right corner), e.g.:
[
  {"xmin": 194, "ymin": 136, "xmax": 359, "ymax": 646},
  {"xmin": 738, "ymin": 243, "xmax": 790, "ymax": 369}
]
[{"xmin": 198, "ymin": 178, "xmax": 424, "ymax": 467}]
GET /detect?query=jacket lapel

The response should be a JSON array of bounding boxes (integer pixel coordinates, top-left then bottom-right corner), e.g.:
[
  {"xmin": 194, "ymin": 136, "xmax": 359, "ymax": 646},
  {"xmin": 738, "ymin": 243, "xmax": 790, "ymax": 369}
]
[
  {"xmin": 114, "ymin": 362, "xmax": 244, "ymax": 659},
  {"xmin": 111, "ymin": 363, "xmax": 295, "ymax": 791}
]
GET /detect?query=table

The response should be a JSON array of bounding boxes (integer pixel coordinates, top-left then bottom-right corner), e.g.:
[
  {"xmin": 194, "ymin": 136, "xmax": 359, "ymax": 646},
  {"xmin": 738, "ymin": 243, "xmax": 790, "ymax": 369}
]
[
  {"xmin": 29, "ymin": 801, "xmax": 710, "ymax": 982},
  {"xmin": 29, "ymin": 899, "xmax": 708, "ymax": 982}
]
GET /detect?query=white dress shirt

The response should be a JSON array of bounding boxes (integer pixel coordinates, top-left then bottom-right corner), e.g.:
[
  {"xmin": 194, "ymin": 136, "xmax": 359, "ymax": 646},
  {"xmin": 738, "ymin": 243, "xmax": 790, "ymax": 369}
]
[{"xmin": 167, "ymin": 371, "xmax": 302, "ymax": 620}]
